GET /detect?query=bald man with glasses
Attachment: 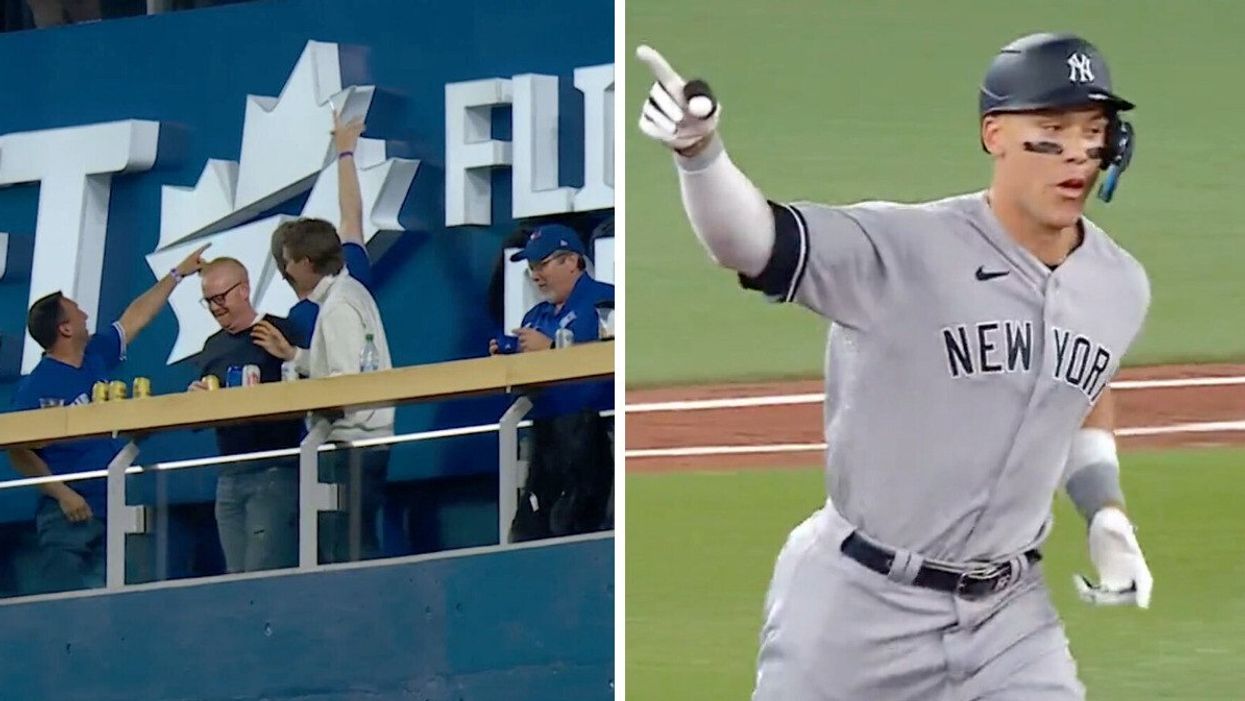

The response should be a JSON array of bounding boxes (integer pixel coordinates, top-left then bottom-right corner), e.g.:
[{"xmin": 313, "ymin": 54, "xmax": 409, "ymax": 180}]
[{"xmin": 188, "ymin": 257, "xmax": 305, "ymax": 574}]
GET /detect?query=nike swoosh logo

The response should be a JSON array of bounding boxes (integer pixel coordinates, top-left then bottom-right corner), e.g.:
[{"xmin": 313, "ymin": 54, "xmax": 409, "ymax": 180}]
[{"xmin": 975, "ymin": 266, "xmax": 1010, "ymax": 281}]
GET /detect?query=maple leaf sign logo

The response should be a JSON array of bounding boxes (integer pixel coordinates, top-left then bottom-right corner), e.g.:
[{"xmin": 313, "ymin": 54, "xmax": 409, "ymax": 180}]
[{"xmin": 147, "ymin": 40, "xmax": 418, "ymax": 364}]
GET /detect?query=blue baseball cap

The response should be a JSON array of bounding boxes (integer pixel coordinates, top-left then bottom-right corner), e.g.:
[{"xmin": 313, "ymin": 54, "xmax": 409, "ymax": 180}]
[{"xmin": 509, "ymin": 224, "xmax": 586, "ymax": 263}]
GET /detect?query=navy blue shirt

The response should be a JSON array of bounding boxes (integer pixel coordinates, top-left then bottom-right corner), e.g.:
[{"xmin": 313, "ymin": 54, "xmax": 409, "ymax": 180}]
[
  {"xmin": 518, "ymin": 274, "xmax": 614, "ymax": 419},
  {"xmin": 287, "ymin": 242, "xmax": 372, "ymax": 347},
  {"xmin": 195, "ymin": 315, "xmax": 304, "ymax": 473},
  {"xmin": 10, "ymin": 323, "xmax": 129, "ymax": 517}
]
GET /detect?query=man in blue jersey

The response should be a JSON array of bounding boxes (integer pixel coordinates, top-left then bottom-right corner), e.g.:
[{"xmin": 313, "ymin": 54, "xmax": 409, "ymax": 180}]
[
  {"xmin": 7, "ymin": 244, "xmax": 209, "ymax": 593},
  {"xmin": 495, "ymin": 224, "xmax": 614, "ymax": 541}
]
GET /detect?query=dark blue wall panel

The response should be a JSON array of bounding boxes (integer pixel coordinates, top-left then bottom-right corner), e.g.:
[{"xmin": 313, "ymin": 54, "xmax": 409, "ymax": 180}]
[{"xmin": 0, "ymin": 536, "xmax": 614, "ymax": 701}]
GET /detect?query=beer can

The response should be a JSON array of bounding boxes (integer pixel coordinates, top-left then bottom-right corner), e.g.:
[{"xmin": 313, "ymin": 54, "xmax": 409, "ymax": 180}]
[
  {"xmin": 201, "ymin": 375, "xmax": 221, "ymax": 390},
  {"xmin": 555, "ymin": 327, "xmax": 575, "ymax": 349},
  {"xmin": 132, "ymin": 377, "xmax": 151, "ymax": 398},
  {"xmin": 92, "ymin": 381, "xmax": 110, "ymax": 403},
  {"xmin": 108, "ymin": 380, "xmax": 128, "ymax": 401},
  {"xmin": 225, "ymin": 365, "xmax": 243, "ymax": 388},
  {"xmin": 242, "ymin": 364, "xmax": 261, "ymax": 387}
]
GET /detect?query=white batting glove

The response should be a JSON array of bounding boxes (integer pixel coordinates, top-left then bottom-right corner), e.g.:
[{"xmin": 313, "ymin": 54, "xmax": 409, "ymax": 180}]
[
  {"xmin": 635, "ymin": 44, "xmax": 720, "ymax": 152},
  {"xmin": 1073, "ymin": 506, "xmax": 1153, "ymax": 608}
]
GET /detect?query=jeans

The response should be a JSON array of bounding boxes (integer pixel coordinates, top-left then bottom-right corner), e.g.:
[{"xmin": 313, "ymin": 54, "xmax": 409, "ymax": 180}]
[
  {"xmin": 34, "ymin": 498, "xmax": 105, "ymax": 593},
  {"xmin": 318, "ymin": 446, "xmax": 389, "ymax": 564},
  {"xmin": 215, "ymin": 465, "xmax": 298, "ymax": 574}
]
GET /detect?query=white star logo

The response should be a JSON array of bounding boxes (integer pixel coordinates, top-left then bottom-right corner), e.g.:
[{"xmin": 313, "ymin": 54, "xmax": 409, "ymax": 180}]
[{"xmin": 147, "ymin": 40, "xmax": 418, "ymax": 364}]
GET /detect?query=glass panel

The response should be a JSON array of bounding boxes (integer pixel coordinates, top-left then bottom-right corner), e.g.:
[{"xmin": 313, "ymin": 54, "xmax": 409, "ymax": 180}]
[
  {"xmin": 136, "ymin": 439, "xmax": 300, "ymax": 582},
  {"xmin": 0, "ymin": 375, "xmax": 614, "ymax": 590},
  {"xmin": 0, "ymin": 435, "xmax": 113, "ymax": 597},
  {"xmin": 316, "ymin": 442, "xmax": 389, "ymax": 565}
]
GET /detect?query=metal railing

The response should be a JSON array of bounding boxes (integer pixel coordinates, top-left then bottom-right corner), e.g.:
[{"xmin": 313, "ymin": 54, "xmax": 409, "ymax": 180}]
[{"xmin": 0, "ymin": 343, "xmax": 613, "ymax": 593}]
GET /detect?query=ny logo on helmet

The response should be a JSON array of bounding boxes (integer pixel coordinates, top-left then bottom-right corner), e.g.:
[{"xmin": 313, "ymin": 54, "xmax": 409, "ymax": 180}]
[{"xmin": 1066, "ymin": 53, "xmax": 1095, "ymax": 83}]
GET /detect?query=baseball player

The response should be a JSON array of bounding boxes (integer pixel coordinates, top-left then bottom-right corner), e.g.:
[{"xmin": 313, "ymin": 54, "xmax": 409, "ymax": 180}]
[{"xmin": 637, "ymin": 33, "xmax": 1153, "ymax": 699}]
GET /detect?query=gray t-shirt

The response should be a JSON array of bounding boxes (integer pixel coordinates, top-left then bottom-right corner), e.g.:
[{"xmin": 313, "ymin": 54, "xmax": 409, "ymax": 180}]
[{"xmin": 741, "ymin": 191, "xmax": 1150, "ymax": 562}]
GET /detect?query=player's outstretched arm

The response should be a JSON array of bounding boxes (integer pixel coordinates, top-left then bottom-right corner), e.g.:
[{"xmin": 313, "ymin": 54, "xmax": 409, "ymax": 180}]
[
  {"xmin": 636, "ymin": 45, "xmax": 774, "ymax": 278},
  {"xmin": 1064, "ymin": 388, "xmax": 1153, "ymax": 608}
]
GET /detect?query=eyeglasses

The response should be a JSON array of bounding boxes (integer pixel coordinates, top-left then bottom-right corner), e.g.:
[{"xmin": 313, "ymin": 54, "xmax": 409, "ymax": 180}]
[
  {"xmin": 200, "ymin": 282, "xmax": 243, "ymax": 308},
  {"xmin": 528, "ymin": 252, "xmax": 571, "ymax": 276}
]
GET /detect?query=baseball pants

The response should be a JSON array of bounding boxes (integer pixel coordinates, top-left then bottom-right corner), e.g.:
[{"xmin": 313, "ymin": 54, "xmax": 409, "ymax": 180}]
[{"xmin": 752, "ymin": 500, "xmax": 1084, "ymax": 700}]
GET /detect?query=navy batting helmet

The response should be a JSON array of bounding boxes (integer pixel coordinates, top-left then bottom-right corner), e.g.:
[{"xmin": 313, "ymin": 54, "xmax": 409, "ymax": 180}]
[
  {"xmin": 979, "ymin": 33, "xmax": 1137, "ymax": 202},
  {"xmin": 979, "ymin": 33, "xmax": 1134, "ymax": 116}
]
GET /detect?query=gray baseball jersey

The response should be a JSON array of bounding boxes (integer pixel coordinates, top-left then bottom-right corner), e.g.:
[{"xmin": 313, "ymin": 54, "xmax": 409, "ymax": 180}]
[{"xmin": 741, "ymin": 190, "xmax": 1150, "ymax": 562}]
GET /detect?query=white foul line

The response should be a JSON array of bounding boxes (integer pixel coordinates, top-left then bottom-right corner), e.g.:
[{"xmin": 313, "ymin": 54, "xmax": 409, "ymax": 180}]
[
  {"xmin": 626, "ymin": 375, "xmax": 1245, "ymax": 414},
  {"xmin": 1116, "ymin": 419, "xmax": 1245, "ymax": 437},
  {"xmin": 626, "ymin": 393, "xmax": 824, "ymax": 413},
  {"xmin": 626, "ymin": 419, "xmax": 1245, "ymax": 459},
  {"xmin": 1111, "ymin": 376, "xmax": 1245, "ymax": 390},
  {"xmin": 627, "ymin": 443, "xmax": 825, "ymax": 459}
]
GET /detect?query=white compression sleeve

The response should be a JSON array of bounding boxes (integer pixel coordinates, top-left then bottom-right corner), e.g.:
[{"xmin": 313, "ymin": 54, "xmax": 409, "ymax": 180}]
[{"xmin": 674, "ymin": 135, "xmax": 775, "ymax": 278}]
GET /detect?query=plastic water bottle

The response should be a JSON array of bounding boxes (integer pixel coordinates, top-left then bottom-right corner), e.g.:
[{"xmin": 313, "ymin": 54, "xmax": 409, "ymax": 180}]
[
  {"xmin": 360, "ymin": 333, "xmax": 381, "ymax": 372},
  {"xmin": 555, "ymin": 327, "xmax": 574, "ymax": 349}
]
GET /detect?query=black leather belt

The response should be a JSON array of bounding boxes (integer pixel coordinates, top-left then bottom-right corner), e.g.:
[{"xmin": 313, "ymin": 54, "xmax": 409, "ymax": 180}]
[{"xmin": 840, "ymin": 532, "xmax": 1040, "ymax": 600}]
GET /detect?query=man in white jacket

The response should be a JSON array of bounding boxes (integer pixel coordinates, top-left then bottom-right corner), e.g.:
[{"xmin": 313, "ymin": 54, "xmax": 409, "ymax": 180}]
[{"xmin": 253, "ymin": 218, "xmax": 394, "ymax": 563}]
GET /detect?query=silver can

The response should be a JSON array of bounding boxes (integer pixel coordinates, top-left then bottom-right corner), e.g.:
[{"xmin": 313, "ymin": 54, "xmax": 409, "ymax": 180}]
[
  {"xmin": 555, "ymin": 327, "xmax": 574, "ymax": 349},
  {"xmin": 281, "ymin": 360, "xmax": 299, "ymax": 382},
  {"xmin": 241, "ymin": 364, "xmax": 262, "ymax": 387}
]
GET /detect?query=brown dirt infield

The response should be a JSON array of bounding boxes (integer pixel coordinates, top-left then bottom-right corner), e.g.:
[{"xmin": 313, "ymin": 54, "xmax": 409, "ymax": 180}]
[{"xmin": 626, "ymin": 364, "xmax": 1245, "ymax": 473}]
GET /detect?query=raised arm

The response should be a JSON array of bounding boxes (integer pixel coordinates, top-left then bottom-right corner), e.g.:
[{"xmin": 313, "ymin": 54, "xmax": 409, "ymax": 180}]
[
  {"xmin": 635, "ymin": 45, "xmax": 900, "ymax": 330},
  {"xmin": 636, "ymin": 45, "xmax": 773, "ymax": 278},
  {"xmin": 118, "ymin": 243, "xmax": 209, "ymax": 343},
  {"xmin": 333, "ymin": 114, "xmax": 366, "ymax": 247}
]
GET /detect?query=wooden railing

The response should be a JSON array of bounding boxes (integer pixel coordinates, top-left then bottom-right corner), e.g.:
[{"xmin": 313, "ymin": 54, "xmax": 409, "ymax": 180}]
[
  {"xmin": 0, "ymin": 343, "xmax": 613, "ymax": 447},
  {"xmin": 0, "ymin": 342, "xmax": 614, "ymax": 594}
]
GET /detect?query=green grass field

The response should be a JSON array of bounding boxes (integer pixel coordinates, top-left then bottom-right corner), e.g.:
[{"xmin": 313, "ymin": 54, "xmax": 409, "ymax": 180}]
[
  {"xmin": 626, "ymin": 447, "xmax": 1245, "ymax": 699},
  {"xmin": 626, "ymin": 1, "xmax": 1245, "ymax": 387}
]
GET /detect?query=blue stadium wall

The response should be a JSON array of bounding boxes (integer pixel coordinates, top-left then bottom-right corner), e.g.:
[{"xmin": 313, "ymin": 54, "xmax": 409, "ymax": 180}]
[
  {"xmin": 0, "ymin": 0, "xmax": 613, "ymax": 587},
  {"xmin": 0, "ymin": 536, "xmax": 615, "ymax": 701}
]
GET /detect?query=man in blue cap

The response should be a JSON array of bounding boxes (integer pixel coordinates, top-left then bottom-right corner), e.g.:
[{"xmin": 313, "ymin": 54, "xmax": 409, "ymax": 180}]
[
  {"xmin": 494, "ymin": 223, "xmax": 614, "ymax": 541},
  {"xmin": 493, "ymin": 223, "xmax": 612, "ymax": 354}
]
